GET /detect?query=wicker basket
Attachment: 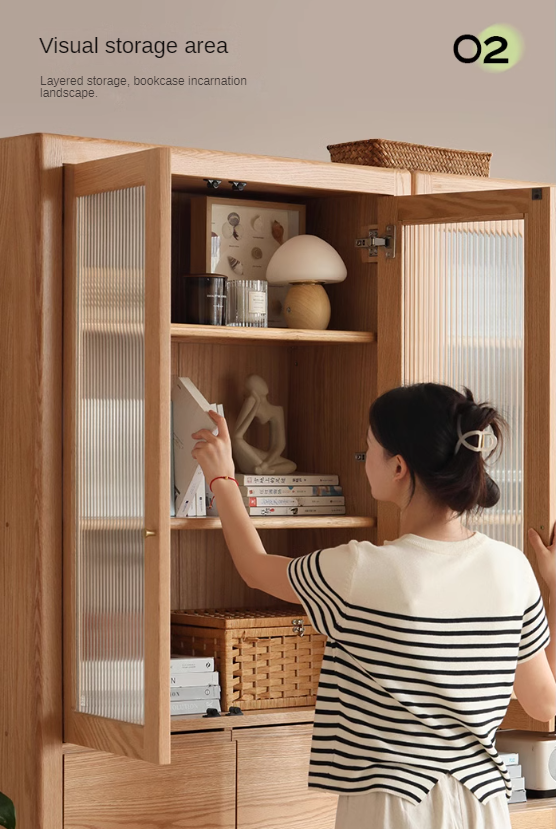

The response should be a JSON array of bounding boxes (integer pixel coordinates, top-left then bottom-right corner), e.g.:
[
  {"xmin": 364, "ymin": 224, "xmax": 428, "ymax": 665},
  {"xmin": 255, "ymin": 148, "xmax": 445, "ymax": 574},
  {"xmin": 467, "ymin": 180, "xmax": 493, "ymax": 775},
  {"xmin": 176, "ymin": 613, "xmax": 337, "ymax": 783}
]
[
  {"xmin": 171, "ymin": 607, "xmax": 326, "ymax": 711},
  {"xmin": 327, "ymin": 138, "xmax": 491, "ymax": 177}
]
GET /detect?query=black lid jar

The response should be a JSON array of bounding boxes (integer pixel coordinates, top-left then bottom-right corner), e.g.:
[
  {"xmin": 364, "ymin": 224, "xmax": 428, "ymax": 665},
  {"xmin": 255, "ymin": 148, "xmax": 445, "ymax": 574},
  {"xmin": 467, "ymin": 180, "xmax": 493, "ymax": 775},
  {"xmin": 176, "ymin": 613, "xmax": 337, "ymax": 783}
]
[{"xmin": 178, "ymin": 274, "xmax": 228, "ymax": 326}]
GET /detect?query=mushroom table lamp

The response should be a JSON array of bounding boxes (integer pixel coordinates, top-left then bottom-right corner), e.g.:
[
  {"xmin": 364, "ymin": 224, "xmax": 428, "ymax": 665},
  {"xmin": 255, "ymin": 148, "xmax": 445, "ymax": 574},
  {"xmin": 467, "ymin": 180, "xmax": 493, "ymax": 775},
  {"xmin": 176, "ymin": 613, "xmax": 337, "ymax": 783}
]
[{"xmin": 266, "ymin": 235, "xmax": 347, "ymax": 329}]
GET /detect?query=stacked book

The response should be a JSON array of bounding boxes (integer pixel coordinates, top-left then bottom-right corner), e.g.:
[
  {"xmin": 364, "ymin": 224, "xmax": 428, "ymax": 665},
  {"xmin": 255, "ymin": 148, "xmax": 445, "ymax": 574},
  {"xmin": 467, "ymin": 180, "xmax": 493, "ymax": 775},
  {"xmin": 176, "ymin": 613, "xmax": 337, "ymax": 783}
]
[
  {"xmin": 170, "ymin": 656, "xmax": 221, "ymax": 716},
  {"xmin": 499, "ymin": 751, "xmax": 527, "ymax": 804},
  {"xmin": 235, "ymin": 473, "xmax": 345, "ymax": 517}
]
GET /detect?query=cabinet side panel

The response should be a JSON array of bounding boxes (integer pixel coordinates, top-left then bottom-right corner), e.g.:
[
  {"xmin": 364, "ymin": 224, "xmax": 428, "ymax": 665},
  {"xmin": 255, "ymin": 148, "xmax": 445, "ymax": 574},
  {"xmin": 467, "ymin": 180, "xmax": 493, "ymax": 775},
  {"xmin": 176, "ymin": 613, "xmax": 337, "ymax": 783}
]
[{"xmin": 0, "ymin": 134, "xmax": 63, "ymax": 829}]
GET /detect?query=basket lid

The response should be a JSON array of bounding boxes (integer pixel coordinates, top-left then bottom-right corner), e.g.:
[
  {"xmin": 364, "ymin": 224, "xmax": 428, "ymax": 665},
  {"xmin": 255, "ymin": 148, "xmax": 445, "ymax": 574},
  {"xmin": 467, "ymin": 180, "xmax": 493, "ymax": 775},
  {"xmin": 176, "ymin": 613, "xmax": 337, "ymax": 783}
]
[{"xmin": 171, "ymin": 606, "xmax": 310, "ymax": 629}]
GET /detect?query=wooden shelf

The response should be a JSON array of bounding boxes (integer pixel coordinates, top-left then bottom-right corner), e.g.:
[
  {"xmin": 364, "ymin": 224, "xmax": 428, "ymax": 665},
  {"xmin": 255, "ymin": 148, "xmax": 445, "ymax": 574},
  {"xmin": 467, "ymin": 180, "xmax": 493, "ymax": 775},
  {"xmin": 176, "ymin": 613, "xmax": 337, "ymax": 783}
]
[
  {"xmin": 170, "ymin": 323, "xmax": 376, "ymax": 345},
  {"xmin": 171, "ymin": 515, "xmax": 376, "ymax": 530},
  {"xmin": 170, "ymin": 705, "xmax": 316, "ymax": 733}
]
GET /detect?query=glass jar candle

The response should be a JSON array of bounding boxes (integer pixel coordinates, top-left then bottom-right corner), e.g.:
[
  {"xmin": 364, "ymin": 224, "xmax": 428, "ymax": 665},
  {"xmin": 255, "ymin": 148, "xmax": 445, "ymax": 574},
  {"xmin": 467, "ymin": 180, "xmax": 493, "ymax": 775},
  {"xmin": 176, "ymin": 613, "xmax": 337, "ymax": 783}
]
[{"xmin": 226, "ymin": 280, "xmax": 268, "ymax": 327}]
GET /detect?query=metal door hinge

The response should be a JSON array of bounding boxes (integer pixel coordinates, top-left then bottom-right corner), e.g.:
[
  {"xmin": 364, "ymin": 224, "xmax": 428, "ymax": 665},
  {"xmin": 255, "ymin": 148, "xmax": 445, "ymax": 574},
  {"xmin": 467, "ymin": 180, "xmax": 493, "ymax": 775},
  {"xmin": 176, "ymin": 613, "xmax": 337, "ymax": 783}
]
[{"xmin": 356, "ymin": 225, "xmax": 396, "ymax": 259}]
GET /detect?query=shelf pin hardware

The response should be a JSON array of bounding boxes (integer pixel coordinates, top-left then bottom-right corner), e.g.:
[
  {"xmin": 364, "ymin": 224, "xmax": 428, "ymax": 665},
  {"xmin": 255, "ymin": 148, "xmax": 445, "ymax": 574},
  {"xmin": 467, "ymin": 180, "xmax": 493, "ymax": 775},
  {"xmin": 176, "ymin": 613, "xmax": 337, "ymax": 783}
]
[
  {"xmin": 532, "ymin": 188, "xmax": 543, "ymax": 200},
  {"xmin": 354, "ymin": 452, "xmax": 366, "ymax": 462},
  {"xmin": 144, "ymin": 529, "xmax": 156, "ymax": 538},
  {"xmin": 355, "ymin": 225, "xmax": 396, "ymax": 259},
  {"xmin": 229, "ymin": 181, "xmax": 247, "ymax": 191},
  {"xmin": 204, "ymin": 179, "xmax": 222, "ymax": 190}
]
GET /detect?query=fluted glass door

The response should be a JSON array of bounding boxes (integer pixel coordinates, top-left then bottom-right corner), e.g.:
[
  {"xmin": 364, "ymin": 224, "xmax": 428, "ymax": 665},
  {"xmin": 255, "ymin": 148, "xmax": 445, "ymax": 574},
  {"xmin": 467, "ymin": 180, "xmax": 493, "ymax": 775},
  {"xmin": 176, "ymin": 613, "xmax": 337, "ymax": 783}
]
[
  {"xmin": 376, "ymin": 188, "xmax": 554, "ymax": 565},
  {"xmin": 64, "ymin": 149, "xmax": 171, "ymax": 763}
]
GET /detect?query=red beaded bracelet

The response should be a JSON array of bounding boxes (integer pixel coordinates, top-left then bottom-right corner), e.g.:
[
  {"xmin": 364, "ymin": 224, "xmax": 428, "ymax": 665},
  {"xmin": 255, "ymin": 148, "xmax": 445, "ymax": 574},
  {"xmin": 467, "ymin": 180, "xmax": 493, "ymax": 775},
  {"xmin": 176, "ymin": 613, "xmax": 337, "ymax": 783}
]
[{"xmin": 209, "ymin": 475, "xmax": 239, "ymax": 493}]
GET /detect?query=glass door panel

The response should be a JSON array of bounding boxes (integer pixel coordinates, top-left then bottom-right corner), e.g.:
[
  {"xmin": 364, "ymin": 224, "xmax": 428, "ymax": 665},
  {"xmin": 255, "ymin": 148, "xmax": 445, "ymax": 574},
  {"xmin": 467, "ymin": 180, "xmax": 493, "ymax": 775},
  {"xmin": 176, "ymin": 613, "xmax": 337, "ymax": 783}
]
[
  {"xmin": 403, "ymin": 220, "xmax": 524, "ymax": 547},
  {"xmin": 64, "ymin": 149, "xmax": 171, "ymax": 763}
]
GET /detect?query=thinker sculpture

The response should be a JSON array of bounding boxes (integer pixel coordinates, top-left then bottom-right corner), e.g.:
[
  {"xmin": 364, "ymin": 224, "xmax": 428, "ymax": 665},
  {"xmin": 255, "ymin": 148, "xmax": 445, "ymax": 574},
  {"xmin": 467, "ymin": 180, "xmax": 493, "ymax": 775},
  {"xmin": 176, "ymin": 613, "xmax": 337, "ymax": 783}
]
[{"xmin": 231, "ymin": 375, "xmax": 297, "ymax": 475}]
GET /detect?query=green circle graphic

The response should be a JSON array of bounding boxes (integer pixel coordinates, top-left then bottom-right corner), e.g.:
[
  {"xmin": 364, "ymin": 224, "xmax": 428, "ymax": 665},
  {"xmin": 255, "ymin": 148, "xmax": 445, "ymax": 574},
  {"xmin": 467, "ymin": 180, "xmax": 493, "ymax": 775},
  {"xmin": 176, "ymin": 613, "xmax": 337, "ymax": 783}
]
[{"xmin": 478, "ymin": 24, "xmax": 524, "ymax": 72}]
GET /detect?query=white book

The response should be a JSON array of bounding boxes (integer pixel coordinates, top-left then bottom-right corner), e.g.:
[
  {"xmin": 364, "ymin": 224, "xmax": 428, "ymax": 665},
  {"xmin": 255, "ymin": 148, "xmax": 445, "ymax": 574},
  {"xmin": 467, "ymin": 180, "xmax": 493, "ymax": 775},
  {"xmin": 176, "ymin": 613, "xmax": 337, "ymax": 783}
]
[
  {"xmin": 170, "ymin": 699, "xmax": 221, "ymax": 716},
  {"xmin": 172, "ymin": 377, "xmax": 218, "ymax": 517},
  {"xmin": 239, "ymin": 485, "xmax": 344, "ymax": 497},
  {"xmin": 170, "ymin": 685, "xmax": 221, "ymax": 701},
  {"xmin": 508, "ymin": 790, "xmax": 526, "ymax": 804},
  {"xmin": 499, "ymin": 751, "xmax": 520, "ymax": 766},
  {"xmin": 170, "ymin": 656, "xmax": 215, "ymax": 672},
  {"xmin": 170, "ymin": 671, "xmax": 219, "ymax": 687},
  {"xmin": 244, "ymin": 496, "xmax": 345, "ymax": 507},
  {"xmin": 194, "ymin": 403, "xmax": 216, "ymax": 518},
  {"xmin": 246, "ymin": 505, "xmax": 346, "ymax": 516},
  {"xmin": 236, "ymin": 473, "xmax": 339, "ymax": 486},
  {"xmin": 170, "ymin": 401, "xmax": 176, "ymax": 517}
]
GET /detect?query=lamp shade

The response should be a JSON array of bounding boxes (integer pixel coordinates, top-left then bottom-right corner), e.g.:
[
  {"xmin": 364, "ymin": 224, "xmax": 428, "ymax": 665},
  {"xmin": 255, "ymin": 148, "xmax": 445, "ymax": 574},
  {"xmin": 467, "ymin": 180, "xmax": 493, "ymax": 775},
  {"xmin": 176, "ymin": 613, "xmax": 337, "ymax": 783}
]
[{"xmin": 266, "ymin": 234, "xmax": 347, "ymax": 286}]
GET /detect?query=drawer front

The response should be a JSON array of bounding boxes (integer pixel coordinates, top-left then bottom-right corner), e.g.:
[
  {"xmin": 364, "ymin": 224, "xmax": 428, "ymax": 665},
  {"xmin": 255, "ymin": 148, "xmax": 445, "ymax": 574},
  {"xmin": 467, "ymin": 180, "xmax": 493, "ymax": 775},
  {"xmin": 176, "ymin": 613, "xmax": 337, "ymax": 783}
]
[
  {"xmin": 64, "ymin": 733, "xmax": 235, "ymax": 829},
  {"xmin": 235, "ymin": 725, "xmax": 337, "ymax": 829}
]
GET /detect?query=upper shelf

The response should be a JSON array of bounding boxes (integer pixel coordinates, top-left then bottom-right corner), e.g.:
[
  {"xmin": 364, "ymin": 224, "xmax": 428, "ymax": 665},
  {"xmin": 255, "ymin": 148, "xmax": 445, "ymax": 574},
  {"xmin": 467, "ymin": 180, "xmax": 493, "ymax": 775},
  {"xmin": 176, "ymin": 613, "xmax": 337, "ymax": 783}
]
[{"xmin": 170, "ymin": 324, "xmax": 376, "ymax": 345}]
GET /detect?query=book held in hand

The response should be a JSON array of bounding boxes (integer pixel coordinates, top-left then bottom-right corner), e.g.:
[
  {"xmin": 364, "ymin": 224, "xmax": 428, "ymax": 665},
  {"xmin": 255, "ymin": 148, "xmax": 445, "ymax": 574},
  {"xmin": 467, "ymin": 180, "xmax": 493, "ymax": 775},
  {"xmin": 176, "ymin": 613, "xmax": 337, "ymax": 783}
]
[{"xmin": 172, "ymin": 377, "xmax": 218, "ymax": 517}]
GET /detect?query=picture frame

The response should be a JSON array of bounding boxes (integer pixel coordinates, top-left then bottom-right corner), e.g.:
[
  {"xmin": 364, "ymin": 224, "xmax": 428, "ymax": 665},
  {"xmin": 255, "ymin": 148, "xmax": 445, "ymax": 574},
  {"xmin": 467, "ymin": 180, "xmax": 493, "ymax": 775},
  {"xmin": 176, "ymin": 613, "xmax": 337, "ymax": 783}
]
[{"xmin": 190, "ymin": 196, "xmax": 306, "ymax": 327}]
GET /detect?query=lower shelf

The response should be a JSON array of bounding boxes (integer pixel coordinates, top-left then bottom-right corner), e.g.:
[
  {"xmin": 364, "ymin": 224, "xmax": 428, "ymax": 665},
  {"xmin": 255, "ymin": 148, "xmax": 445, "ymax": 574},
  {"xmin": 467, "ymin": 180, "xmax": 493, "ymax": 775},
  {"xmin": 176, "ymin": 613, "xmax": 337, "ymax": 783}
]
[{"xmin": 171, "ymin": 705, "xmax": 316, "ymax": 733}]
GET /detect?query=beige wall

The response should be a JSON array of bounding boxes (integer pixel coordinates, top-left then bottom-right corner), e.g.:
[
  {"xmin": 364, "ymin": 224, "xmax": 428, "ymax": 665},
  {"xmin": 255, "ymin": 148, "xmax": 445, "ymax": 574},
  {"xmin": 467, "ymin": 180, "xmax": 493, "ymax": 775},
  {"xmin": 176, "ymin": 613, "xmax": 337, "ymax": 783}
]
[{"xmin": 1, "ymin": 0, "xmax": 554, "ymax": 181}]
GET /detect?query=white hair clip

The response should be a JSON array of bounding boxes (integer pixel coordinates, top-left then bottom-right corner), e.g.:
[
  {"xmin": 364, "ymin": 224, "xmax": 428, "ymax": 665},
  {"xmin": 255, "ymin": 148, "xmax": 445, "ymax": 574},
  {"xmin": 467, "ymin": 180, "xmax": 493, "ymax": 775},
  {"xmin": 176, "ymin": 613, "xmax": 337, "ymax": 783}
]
[{"xmin": 454, "ymin": 415, "xmax": 498, "ymax": 455}]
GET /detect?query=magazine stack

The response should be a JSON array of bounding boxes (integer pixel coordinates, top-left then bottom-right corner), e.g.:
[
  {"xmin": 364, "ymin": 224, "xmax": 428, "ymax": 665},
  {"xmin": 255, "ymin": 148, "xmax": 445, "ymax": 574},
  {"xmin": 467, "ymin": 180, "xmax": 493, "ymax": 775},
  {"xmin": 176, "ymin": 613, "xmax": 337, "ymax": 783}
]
[{"xmin": 170, "ymin": 656, "xmax": 221, "ymax": 716}]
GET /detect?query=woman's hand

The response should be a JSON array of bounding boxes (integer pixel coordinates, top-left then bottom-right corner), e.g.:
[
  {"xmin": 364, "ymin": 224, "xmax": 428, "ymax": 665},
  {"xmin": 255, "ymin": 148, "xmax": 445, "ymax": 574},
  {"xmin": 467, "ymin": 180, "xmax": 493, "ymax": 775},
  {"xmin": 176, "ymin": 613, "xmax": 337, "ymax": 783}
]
[
  {"xmin": 528, "ymin": 522, "xmax": 556, "ymax": 594},
  {"xmin": 191, "ymin": 410, "xmax": 235, "ymax": 483}
]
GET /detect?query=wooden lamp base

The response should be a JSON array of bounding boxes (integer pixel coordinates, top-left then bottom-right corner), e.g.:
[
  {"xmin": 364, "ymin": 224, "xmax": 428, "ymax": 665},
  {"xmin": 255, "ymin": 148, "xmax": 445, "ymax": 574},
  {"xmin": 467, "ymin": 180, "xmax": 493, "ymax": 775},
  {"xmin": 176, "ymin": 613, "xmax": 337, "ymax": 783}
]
[{"xmin": 283, "ymin": 283, "xmax": 331, "ymax": 330}]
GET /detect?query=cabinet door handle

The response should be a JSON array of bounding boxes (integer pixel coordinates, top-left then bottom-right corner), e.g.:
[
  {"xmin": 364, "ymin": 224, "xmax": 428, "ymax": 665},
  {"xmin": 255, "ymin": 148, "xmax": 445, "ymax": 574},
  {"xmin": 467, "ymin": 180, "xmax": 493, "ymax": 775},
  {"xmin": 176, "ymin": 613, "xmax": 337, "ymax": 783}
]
[{"xmin": 144, "ymin": 529, "xmax": 156, "ymax": 538}]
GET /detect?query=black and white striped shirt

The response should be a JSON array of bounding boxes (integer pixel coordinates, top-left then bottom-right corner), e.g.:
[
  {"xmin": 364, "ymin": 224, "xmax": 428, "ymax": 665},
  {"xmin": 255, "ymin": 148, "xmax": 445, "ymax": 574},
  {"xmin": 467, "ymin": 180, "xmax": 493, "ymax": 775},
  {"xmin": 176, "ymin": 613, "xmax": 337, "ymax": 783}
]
[{"xmin": 287, "ymin": 531, "xmax": 550, "ymax": 805}]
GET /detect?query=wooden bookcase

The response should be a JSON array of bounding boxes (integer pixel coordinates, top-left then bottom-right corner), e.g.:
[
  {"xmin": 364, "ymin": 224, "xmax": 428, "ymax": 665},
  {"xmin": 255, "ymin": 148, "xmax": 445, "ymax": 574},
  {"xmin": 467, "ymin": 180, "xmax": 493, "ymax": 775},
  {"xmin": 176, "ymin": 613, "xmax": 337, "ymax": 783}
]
[{"xmin": 0, "ymin": 133, "xmax": 554, "ymax": 829}]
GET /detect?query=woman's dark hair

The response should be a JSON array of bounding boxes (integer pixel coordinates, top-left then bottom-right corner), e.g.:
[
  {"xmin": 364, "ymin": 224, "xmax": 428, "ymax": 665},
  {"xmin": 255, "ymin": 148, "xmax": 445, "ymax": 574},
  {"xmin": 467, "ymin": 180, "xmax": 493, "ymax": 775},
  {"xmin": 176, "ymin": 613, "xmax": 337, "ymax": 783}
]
[{"xmin": 369, "ymin": 383, "xmax": 508, "ymax": 517}]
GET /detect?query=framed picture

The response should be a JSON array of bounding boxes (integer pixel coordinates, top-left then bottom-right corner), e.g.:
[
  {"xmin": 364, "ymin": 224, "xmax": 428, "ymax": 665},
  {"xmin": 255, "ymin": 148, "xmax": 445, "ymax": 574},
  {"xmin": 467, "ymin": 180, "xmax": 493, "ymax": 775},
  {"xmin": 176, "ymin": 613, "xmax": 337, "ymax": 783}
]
[{"xmin": 190, "ymin": 196, "xmax": 306, "ymax": 327}]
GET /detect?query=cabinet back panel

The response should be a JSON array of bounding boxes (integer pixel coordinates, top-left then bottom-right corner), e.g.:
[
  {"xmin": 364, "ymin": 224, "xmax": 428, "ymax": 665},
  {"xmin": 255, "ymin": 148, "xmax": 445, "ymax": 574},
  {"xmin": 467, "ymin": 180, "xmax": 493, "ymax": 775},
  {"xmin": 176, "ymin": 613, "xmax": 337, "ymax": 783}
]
[
  {"xmin": 287, "ymin": 344, "xmax": 375, "ymax": 518},
  {"xmin": 173, "ymin": 529, "xmax": 287, "ymax": 610}
]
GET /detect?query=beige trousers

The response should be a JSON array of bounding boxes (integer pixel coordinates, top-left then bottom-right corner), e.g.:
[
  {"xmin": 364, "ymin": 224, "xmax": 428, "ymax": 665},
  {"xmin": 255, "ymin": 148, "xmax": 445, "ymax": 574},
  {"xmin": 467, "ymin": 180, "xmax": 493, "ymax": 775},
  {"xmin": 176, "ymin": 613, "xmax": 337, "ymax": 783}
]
[{"xmin": 334, "ymin": 774, "xmax": 512, "ymax": 829}]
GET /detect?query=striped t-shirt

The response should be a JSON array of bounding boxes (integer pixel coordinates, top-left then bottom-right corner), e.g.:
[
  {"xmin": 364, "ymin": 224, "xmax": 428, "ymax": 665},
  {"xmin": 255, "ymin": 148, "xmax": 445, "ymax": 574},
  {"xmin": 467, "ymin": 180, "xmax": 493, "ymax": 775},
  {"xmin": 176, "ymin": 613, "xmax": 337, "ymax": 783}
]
[{"xmin": 287, "ymin": 531, "xmax": 550, "ymax": 805}]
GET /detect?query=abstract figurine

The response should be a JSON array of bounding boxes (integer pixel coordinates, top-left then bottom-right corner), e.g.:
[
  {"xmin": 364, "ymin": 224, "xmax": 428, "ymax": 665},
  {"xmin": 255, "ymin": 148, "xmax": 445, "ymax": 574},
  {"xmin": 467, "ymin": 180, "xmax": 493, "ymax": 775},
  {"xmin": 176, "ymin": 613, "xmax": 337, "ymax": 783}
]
[{"xmin": 231, "ymin": 375, "xmax": 297, "ymax": 474}]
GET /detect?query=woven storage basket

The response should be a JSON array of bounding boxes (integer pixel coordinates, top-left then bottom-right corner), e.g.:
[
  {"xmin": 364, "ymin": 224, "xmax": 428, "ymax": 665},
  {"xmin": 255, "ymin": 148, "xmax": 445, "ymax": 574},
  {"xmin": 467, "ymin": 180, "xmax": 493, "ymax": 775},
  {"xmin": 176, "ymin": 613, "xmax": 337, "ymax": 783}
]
[
  {"xmin": 327, "ymin": 138, "xmax": 491, "ymax": 177},
  {"xmin": 171, "ymin": 607, "xmax": 326, "ymax": 711}
]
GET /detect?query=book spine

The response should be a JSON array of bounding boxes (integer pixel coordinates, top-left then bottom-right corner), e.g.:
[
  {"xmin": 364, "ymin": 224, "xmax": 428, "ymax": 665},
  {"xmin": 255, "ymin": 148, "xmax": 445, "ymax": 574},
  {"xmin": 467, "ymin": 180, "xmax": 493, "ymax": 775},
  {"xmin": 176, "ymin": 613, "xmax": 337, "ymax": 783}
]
[
  {"xmin": 236, "ymin": 474, "xmax": 340, "ymax": 486},
  {"xmin": 170, "ymin": 699, "xmax": 221, "ymax": 716},
  {"xmin": 246, "ymin": 505, "xmax": 346, "ymax": 516},
  {"xmin": 170, "ymin": 657, "xmax": 215, "ymax": 672},
  {"xmin": 170, "ymin": 685, "xmax": 221, "ymax": 701},
  {"xmin": 244, "ymin": 497, "xmax": 300, "ymax": 507},
  {"xmin": 239, "ymin": 485, "xmax": 343, "ymax": 497},
  {"xmin": 170, "ymin": 671, "xmax": 219, "ymax": 687}
]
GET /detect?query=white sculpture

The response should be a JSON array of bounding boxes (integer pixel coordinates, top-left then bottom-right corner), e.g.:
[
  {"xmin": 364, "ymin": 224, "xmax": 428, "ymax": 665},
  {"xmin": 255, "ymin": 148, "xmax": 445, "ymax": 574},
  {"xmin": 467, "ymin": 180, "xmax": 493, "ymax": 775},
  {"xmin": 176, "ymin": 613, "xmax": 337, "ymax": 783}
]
[{"xmin": 231, "ymin": 375, "xmax": 297, "ymax": 475}]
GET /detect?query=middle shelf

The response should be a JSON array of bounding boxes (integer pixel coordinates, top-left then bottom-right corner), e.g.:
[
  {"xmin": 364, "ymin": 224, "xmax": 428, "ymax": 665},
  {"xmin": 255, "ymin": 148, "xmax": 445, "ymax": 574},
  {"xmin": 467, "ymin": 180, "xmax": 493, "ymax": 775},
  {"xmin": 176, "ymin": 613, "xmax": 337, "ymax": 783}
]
[{"xmin": 171, "ymin": 515, "xmax": 376, "ymax": 530}]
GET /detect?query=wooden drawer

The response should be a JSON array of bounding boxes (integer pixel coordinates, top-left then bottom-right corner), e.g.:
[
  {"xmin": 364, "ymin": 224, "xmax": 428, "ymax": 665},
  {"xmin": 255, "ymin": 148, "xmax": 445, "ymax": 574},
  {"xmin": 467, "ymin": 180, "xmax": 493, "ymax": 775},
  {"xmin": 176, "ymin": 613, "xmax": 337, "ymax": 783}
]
[
  {"xmin": 235, "ymin": 724, "xmax": 337, "ymax": 829},
  {"xmin": 64, "ymin": 732, "xmax": 235, "ymax": 829}
]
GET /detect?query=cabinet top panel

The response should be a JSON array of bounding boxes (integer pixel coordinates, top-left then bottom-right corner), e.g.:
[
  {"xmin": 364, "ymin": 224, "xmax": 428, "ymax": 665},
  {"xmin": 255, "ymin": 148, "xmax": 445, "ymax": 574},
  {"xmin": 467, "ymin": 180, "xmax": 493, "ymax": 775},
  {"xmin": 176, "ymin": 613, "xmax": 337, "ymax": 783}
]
[{"xmin": 9, "ymin": 132, "xmax": 411, "ymax": 197}]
